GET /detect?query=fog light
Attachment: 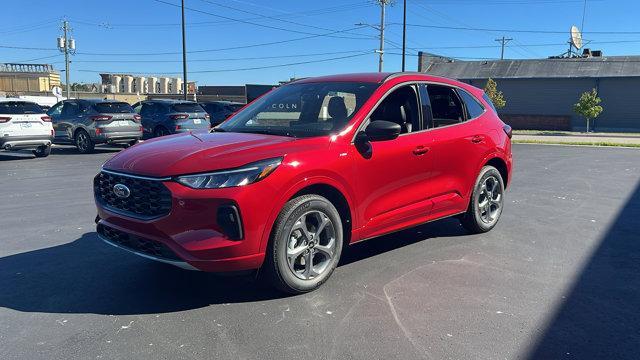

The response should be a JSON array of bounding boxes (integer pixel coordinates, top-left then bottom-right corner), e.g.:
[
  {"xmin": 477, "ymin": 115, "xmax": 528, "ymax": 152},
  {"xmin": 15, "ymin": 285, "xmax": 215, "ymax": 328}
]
[{"xmin": 217, "ymin": 205, "xmax": 243, "ymax": 240}]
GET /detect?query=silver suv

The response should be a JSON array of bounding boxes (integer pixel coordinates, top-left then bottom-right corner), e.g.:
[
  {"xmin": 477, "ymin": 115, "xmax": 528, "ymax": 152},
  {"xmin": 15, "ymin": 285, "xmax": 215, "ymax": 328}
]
[
  {"xmin": 48, "ymin": 99, "xmax": 143, "ymax": 153},
  {"xmin": 132, "ymin": 99, "xmax": 210, "ymax": 138}
]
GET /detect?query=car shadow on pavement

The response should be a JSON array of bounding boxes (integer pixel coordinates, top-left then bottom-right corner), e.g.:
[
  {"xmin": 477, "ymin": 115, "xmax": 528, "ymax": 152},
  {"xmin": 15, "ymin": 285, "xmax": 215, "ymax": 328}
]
[
  {"xmin": 526, "ymin": 180, "xmax": 640, "ymax": 360},
  {"xmin": 0, "ymin": 219, "xmax": 466, "ymax": 316},
  {"xmin": 0, "ymin": 153, "xmax": 36, "ymax": 161},
  {"xmin": 0, "ymin": 232, "xmax": 280, "ymax": 315},
  {"xmin": 51, "ymin": 146, "xmax": 123, "ymax": 156}
]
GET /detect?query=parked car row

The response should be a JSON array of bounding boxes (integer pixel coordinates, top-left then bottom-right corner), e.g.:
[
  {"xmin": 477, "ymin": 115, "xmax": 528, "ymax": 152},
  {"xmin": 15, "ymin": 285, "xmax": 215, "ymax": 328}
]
[{"xmin": 1, "ymin": 98, "xmax": 245, "ymax": 157}]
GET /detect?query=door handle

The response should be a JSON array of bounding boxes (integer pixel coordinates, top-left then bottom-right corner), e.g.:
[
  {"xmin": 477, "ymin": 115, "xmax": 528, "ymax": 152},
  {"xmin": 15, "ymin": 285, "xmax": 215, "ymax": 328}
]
[
  {"xmin": 413, "ymin": 146, "xmax": 430, "ymax": 156},
  {"xmin": 471, "ymin": 135, "xmax": 485, "ymax": 144}
]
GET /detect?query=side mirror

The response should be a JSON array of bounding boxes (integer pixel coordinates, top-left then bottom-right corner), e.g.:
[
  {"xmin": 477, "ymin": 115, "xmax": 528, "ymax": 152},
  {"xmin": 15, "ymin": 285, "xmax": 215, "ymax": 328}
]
[{"xmin": 364, "ymin": 120, "xmax": 401, "ymax": 142}]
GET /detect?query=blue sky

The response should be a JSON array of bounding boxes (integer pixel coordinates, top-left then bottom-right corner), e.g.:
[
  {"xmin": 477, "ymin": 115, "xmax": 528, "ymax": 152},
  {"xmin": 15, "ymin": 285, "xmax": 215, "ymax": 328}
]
[{"xmin": 2, "ymin": 0, "xmax": 639, "ymax": 86}]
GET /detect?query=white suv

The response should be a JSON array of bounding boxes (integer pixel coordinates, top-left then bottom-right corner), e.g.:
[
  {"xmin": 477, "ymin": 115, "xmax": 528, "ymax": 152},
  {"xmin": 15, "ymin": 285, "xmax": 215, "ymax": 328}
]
[{"xmin": 0, "ymin": 99, "xmax": 54, "ymax": 157}]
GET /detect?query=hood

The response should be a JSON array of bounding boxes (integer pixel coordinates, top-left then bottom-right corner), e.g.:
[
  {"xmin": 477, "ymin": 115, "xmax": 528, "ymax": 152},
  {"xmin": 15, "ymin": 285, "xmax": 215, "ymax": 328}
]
[{"xmin": 103, "ymin": 132, "xmax": 304, "ymax": 177}]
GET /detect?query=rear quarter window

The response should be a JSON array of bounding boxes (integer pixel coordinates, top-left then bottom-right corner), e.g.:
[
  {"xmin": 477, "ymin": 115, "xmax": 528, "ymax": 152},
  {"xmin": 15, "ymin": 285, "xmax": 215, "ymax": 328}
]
[
  {"xmin": 0, "ymin": 101, "xmax": 43, "ymax": 114},
  {"xmin": 93, "ymin": 102, "xmax": 134, "ymax": 113},
  {"xmin": 482, "ymin": 93, "xmax": 498, "ymax": 113},
  {"xmin": 458, "ymin": 90, "xmax": 485, "ymax": 119},
  {"xmin": 171, "ymin": 103, "xmax": 205, "ymax": 113}
]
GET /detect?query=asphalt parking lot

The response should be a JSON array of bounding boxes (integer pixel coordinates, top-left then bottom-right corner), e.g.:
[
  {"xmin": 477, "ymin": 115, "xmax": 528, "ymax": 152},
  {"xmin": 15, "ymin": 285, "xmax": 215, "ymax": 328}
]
[{"xmin": 1, "ymin": 143, "xmax": 638, "ymax": 360}]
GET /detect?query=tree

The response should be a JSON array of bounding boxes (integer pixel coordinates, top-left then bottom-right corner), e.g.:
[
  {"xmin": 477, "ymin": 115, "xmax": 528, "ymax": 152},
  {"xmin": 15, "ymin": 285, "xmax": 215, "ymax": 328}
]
[
  {"xmin": 573, "ymin": 88, "xmax": 603, "ymax": 132},
  {"xmin": 483, "ymin": 78, "xmax": 506, "ymax": 109}
]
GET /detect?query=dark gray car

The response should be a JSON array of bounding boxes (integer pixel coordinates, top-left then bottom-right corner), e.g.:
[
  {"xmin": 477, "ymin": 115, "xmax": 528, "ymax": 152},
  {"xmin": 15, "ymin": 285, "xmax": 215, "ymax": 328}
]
[
  {"xmin": 132, "ymin": 99, "xmax": 210, "ymax": 138},
  {"xmin": 199, "ymin": 101, "xmax": 245, "ymax": 127},
  {"xmin": 48, "ymin": 99, "xmax": 143, "ymax": 153}
]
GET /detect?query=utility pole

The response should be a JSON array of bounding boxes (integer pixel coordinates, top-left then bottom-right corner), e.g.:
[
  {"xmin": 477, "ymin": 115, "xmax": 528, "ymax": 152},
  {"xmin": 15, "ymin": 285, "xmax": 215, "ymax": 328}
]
[
  {"xmin": 181, "ymin": 0, "xmax": 188, "ymax": 100},
  {"xmin": 57, "ymin": 20, "xmax": 75, "ymax": 99},
  {"xmin": 495, "ymin": 36, "xmax": 513, "ymax": 60},
  {"xmin": 401, "ymin": 0, "xmax": 406, "ymax": 71},
  {"xmin": 377, "ymin": 0, "xmax": 386, "ymax": 72}
]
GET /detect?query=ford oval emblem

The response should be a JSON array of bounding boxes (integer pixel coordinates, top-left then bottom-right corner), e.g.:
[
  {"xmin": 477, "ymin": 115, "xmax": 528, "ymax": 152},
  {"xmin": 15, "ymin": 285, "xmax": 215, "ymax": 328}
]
[{"xmin": 113, "ymin": 183, "xmax": 131, "ymax": 198}]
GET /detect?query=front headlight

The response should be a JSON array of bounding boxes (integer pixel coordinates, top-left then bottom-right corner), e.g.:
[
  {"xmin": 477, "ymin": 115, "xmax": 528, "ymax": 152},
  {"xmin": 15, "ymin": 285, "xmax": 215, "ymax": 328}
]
[{"xmin": 175, "ymin": 157, "xmax": 282, "ymax": 189}]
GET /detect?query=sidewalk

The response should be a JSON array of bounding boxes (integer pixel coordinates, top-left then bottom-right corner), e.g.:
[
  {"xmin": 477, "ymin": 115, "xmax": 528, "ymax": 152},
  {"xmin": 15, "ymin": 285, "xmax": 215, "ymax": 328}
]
[{"xmin": 512, "ymin": 131, "xmax": 640, "ymax": 147}]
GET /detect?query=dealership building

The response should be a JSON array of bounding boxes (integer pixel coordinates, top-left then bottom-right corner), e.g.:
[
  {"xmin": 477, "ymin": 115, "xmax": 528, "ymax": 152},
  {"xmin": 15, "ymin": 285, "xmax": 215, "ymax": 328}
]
[{"xmin": 419, "ymin": 52, "xmax": 640, "ymax": 132}]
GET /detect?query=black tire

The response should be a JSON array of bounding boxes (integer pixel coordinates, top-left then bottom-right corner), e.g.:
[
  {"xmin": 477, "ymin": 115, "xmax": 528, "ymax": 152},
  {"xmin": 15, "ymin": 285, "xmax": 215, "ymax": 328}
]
[
  {"xmin": 154, "ymin": 126, "xmax": 170, "ymax": 138},
  {"xmin": 75, "ymin": 130, "xmax": 95, "ymax": 154},
  {"xmin": 460, "ymin": 165, "xmax": 505, "ymax": 234},
  {"xmin": 32, "ymin": 144, "xmax": 51, "ymax": 158},
  {"xmin": 264, "ymin": 194, "xmax": 343, "ymax": 294}
]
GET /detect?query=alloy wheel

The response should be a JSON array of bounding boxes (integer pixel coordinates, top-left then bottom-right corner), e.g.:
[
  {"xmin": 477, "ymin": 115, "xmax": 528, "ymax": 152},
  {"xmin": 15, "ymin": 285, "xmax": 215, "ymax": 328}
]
[
  {"xmin": 77, "ymin": 132, "xmax": 89, "ymax": 151},
  {"xmin": 477, "ymin": 175, "xmax": 503, "ymax": 224},
  {"xmin": 286, "ymin": 210, "xmax": 336, "ymax": 280}
]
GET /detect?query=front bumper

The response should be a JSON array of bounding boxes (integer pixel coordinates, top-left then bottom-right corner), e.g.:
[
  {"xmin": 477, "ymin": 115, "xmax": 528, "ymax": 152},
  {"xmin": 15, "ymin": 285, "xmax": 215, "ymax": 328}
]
[
  {"xmin": 0, "ymin": 134, "xmax": 52, "ymax": 150},
  {"xmin": 95, "ymin": 173, "xmax": 279, "ymax": 272}
]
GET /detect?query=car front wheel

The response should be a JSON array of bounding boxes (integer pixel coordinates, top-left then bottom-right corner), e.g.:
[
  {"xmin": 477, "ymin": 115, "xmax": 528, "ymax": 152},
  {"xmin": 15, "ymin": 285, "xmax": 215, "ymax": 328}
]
[
  {"xmin": 460, "ymin": 165, "xmax": 505, "ymax": 233},
  {"xmin": 264, "ymin": 194, "xmax": 343, "ymax": 294}
]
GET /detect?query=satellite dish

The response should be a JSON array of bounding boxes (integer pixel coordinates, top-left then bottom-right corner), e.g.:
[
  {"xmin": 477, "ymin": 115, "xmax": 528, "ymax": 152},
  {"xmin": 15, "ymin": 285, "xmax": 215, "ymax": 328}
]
[{"xmin": 571, "ymin": 25, "xmax": 583, "ymax": 49}]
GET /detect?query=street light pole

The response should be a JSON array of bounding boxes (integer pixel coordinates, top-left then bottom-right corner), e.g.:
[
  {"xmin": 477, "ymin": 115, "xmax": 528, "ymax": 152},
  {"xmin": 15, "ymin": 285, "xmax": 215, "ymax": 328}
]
[
  {"xmin": 181, "ymin": 0, "xmax": 188, "ymax": 100},
  {"xmin": 401, "ymin": 0, "xmax": 407, "ymax": 71}
]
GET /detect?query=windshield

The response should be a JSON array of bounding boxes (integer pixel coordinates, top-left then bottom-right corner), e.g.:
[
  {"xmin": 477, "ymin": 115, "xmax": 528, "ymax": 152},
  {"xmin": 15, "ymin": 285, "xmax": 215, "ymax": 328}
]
[
  {"xmin": 93, "ymin": 102, "xmax": 134, "ymax": 114},
  {"xmin": 218, "ymin": 82, "xmax": 379, "ymax": 138},
  {"xmin": 0, "ymin": 101, "xmax": 43, "ymax": 114}
]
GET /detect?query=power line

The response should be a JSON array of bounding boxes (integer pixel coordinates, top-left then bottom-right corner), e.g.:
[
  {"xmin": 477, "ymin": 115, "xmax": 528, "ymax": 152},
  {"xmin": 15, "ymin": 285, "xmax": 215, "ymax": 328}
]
[
  {"xmin": 0, "ymin": 45, "xmax": 58, "ymax": 51},
  {"xmin": 195, "ymin": 0, "xmax": 375, "ymax": 40},
  {"xmin": 73, "ymin": 25, "xmax": 370, "ymax": 56},
  {"xmin": 153, "ymin": 0, "xmax": 375, "ymax": 40},
  {"xmin": 77, "ymin": 51, "xmax": 372, "ymax": 75},
  {"xmin": 69, "ymin": 2, "xmax": 370, "ymax": 29},
  {"xmin": 63, "ymin": 50, "xmax": 376, "ymax": 63},
  {"xmin": 399, "ymin": 23, "xmax": 640, "ymax": 35}
]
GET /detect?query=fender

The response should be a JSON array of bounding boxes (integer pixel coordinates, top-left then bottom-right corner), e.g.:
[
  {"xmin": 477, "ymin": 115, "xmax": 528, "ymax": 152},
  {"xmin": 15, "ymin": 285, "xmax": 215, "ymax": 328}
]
[{"xmin": 257, "ymin": 174, "xmax": 356, "ymax": 254}]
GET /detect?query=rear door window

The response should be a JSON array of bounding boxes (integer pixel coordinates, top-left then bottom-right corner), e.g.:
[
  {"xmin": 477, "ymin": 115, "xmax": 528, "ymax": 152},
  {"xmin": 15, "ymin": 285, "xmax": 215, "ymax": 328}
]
[
  {"xmin": 458, "ymin": 89, "xmax": 485, "ymax": 119},
  {"xmin": 93, "ymin": 102, "xmax": 134, "ymax": 114},
  {"xmin": 0, "ymin": 101, "xmax": 43, "ymax": 114},
  {"xmin": 61, "ymin": 102, "xmax": 80, "ymax": 117},
  {"xmin": 426, "ymin": 85, "xmax": 465, "ymax": 127},
  {"xmin": 171, "ymin": 103, "xmax": 204, "ymax": 113}
]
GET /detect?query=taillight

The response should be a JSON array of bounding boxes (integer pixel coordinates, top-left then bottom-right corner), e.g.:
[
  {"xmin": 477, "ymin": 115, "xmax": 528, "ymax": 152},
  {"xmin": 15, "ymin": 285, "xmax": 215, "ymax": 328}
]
[
  {"xmin": 95, "ymin": 128, "xmax": 102, "ymax": 136},
  {"xmin": 51, "ymin": 129, "xmax": 54, "ymax": 136},
  {"xmin": 204, "ymin": 114, "xmax": 210, "ymax": 120},
  {"xmin": 0, "ymin": 116, "xmax": 11, "ymax": 123},
  {"xmin": 91, "ymin": 115, "xmax": 113, "ymax": 121},
  {"xmin": 133, "ymin": 114, "xmax": 141, "ymax": 121},
  {"xmin": 170, "ymin": 114, "xmax": 189, "ymax": 120},
  {"xmin": 139, "ymin": 126, "xmax": 143, "ymax": 132},
  {"xmin": 503, "ymin": 124, "xmax": 513, "ymax": 139},
  {"xmin": 41, "ymin": 116, "xmax": 52, "ymax": 122},
  {"xmin": 175, "ymin": 125, "xmax": 182, "ymax": 131}
]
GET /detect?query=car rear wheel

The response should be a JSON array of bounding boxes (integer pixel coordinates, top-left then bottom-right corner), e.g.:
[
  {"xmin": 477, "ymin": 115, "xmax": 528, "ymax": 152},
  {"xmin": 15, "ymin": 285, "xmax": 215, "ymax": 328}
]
[
  {"xmin": 32, "ymin": 144, "xmax": 51, "ymax": 158},
  {"xmin": 75, "ymin": 130, "xmax": 95, "ymax": 154},
  {"xmin": 154, "ymin": 126, "xmax": 170, "ymax": 137},
  {"xmin": 264, "ymin": 194, "xmax": 343, "ymax": 294},
  {"xmin": 460, "ymin": 165, "xmax": 505, "ymax": 233}
]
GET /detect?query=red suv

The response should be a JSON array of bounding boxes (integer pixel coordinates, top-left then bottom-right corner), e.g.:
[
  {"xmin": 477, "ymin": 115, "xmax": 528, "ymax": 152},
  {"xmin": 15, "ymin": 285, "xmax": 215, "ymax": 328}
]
[{"xmin": 95, "ymin": 73, "xmax": 512, "ymax": 293}]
